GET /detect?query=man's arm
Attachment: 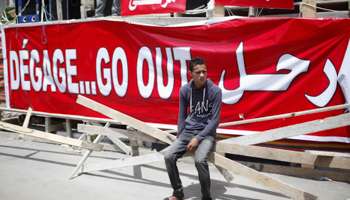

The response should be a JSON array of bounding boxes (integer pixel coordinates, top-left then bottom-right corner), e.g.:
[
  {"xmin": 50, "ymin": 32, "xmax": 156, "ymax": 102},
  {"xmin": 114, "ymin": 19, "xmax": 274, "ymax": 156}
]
[{"xmin": 177, "ymin": 88, "xmax": 188, "ymax": 138}]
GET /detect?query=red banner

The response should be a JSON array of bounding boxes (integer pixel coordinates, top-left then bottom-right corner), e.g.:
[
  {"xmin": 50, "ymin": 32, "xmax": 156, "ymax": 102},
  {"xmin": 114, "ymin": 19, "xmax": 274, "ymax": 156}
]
[
  {"xmin": 121, "ymin": 0, "xmax": 186, "ymax": 16},
  {"xmin": 2, "ymin": 18, "xmax": 350, "ymax": 149},
  {"xmin": 215, "ymin": 0, "xmax": 294, "ymax": 9}
]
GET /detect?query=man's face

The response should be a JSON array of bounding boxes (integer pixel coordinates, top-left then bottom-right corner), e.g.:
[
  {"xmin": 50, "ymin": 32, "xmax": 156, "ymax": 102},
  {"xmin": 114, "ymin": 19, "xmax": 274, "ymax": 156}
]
[{"xmin": 189, "ymin": 64, "xmax": 207, "ymax": 89}]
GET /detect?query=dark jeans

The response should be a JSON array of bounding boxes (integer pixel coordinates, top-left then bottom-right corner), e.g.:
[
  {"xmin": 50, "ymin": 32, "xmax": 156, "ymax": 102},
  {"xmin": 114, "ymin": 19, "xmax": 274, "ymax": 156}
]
[{"xmin": 164, "ymin": 129, "xmax": 215, "ymax": 200}]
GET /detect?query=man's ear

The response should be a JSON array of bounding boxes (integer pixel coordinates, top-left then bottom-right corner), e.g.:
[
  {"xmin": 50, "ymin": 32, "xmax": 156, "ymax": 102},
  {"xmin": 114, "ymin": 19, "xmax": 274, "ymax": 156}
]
[{"xmin": 189, "ymin": 70, "xmax": 193, "ymax": 77}]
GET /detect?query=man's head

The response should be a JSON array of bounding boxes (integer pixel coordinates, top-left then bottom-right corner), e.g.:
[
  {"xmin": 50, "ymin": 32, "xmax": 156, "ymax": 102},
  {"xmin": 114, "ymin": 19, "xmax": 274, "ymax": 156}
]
[{"xmin": 189, "ymin": 57, "xmax": 207, "ymax": 89}]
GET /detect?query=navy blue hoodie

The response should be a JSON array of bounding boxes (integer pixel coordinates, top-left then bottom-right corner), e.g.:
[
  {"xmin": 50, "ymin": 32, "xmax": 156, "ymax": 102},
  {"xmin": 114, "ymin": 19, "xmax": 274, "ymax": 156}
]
[{"xmin": 177, "ymin": 79, "xmax": 222, "ymax": 142}]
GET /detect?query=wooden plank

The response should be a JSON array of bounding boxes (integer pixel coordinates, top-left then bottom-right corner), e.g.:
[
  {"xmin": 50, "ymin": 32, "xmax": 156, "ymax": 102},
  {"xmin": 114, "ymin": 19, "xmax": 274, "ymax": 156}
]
[
  {"xmin": 237, "ymin": 161, "xmax": 350, "ymax": 183},
  {"xmin": 214, "ymin": 152, "xmax": 234, "ymax": 182},
  {"xmin": 83, "ymin": 153, "xmax": 164, "ymax": 173},
  {"xmin": 69, "ymin": 135, "xmax": 105, "ymax": 179},
  {"xmin": 221, "ymin": 113, "xmax": 350, "ymax": 145},
  {"xmin": 215, "ymin": 143, "xmax": 350, "ymax": 170},
  {"xmin": 219, "ymin": 103, "xmax": 350, "ymax": 127},
  {"xmin": 76, "ymin": 95, "xmax": 176, "ymax": 144},
  {"xmin": 101, "ymin": 143, "xmax": 123, "ymax": 152},
  {"xmin": 208, "ymin": 153, "xmax": 321, "ymax": 200},
  {"xmin": 106, "ymin": 133, "xmax": 131, "ymax": 155},
  {"xmin": 77, "ymin": 124, "xmax": 165, "ymax": 144},
  {"xmin": 302, "ymin": 0, "xmax": 316, "ymax": 18},
  {"xmin": 22, "ymin": 107, "xmax": 32, "ymax": 128},
  {"xmin": 20, "ymin": 107, "xmax": 32, "ymax": 139},
  {"xmin": 88, "ymin": 122, "xmax": 131, "ymax": 155},
  {"xmin": 0, "ymin": 121, "xmax": 103, "ymax": 151},
  {"xmin": 0, "ymin": 107, "xmax": 123, "ymax": 125},
  {"xmin": 305, "ymin": 150, "xmax": 350, "ymax": 158}
]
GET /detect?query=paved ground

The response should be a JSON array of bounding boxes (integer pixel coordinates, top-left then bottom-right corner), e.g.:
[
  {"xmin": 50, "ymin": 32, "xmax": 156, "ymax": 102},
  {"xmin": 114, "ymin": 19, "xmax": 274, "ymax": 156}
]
[{"xmin": 0, "ymin": 134, "xmax": 349, "ymax": 200}]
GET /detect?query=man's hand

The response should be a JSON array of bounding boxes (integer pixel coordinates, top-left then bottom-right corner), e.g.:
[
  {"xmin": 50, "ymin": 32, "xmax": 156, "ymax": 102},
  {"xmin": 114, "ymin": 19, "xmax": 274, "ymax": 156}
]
[{"xmin": 187, "ymin": 138, "xmax": 199, "ymax": 153}]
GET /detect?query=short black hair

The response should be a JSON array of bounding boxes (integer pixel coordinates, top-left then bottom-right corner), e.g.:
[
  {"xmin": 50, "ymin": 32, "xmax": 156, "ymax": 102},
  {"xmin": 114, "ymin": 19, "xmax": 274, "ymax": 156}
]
[{"xmin": 189, "ymin": 57, "xmax": 206, "ymax": 72}]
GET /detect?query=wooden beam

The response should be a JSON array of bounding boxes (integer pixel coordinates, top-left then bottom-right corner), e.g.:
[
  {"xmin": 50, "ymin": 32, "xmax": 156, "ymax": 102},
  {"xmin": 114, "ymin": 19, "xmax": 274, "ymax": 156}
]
[
  {"xmin": 69, "ymin": 123, "xmax": 109, "ymax": 179},
  {"xmin": 302, "ymin": 0, "xmax": 316, "ymax": 18},
  {"xmin": 219, "ymin": 103, "xmax": 350, "ymax": 127},
  {"xmin": 77, "ymin": 124, "xmax": 165, "ymax": 144},
  {"xmin": 87, "ymin": 122, "xmax": 132, "ymax": 155},
  {"xmin": 209, "ymin": 153, "xmax": 321, "ymax": 200},
  {"xmin": 215, "ymin": 143, "xmax": 350, "ymax": 170},
  {"xmin": 236, "ymin": 161, "xmax": 350, "ymax": 183},
  {"xmin": 305, "ymin": 150, "xmax": 350, "ymax": 158},
  {"xmin": 0, "ymin": 121, "xmax": 103, "ymax": 151},
  {"xmin": 213, "ymin": 1, "xmax": 225, "ymax": 17},
  {"xmin": 83, "ymin": 153, "xmax": 165, "ymax": 173},
  {"xmin": 20, "ymin": 107, "xmax": 32, "ymax": 139},
  {"xmin": 0, "ymin": 107, "xmax": 123, "ymax": 125},
  {"xmin": 76, "ymin": 95, "xmax": 176, "ymax": 144},
  {"xmin": 22, "ymin": 107, "xmax": 32, "ymax": 128},
  {"xmin": 221, "ymin": 113, "xmax": 350, "ymax": 145},
  {"xmin": 106, "ymin": 133, "xmax": 131, "ymax": 155}
]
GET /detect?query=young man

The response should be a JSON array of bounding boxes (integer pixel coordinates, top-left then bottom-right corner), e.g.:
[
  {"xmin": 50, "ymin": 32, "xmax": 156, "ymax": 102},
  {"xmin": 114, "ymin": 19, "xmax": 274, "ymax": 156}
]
[{"xmin": 164, "ymin": 57, "xmax": 222, "ymax": 200}]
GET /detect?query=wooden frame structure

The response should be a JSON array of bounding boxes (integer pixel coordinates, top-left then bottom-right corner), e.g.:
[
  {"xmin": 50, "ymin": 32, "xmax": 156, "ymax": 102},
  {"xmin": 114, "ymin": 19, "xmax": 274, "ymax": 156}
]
[{"xmin": 1, "ymin": 95, "xmax": 349, "ymax": 200}]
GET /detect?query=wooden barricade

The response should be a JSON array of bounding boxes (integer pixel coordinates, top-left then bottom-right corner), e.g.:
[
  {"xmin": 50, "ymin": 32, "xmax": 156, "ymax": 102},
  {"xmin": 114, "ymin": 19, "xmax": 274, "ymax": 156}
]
[
  {"xmin": 74, "ymin": 95, "xmax": 350, "ymax": 200},
  {"xmin": 1, "ymin": 96, "xmax": 349, "ymax": 200}
]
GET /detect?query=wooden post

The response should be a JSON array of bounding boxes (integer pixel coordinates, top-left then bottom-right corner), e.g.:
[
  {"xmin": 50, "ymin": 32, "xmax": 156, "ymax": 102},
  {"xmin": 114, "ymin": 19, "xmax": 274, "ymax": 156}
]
[
  {"xmin": 248, "ymin": 7, "xmax": 256, "ymax": 17},
  {"xmin": 45, "ymin": 117, "xmax": 51, "ymax": 133},
  {"xmin": 20, "ymin": 107, "xmax": 33, "ymax": 139},
  {"xmin": 80, "ymin": 6, "xmax": 87, "ymax": 19},
  {"xmin": 213, "ymin": 0, "xmax": 225, "ymax": 17},
  {"xmin": 22, "ymin": 107, "xmax": 32, "ymax": 128},
  {"xmin": 66, "ymin": 119, "xmax": 72, "ymax": 138},
  {"xmin": 302, "ymin": 0, "xmax": 316, "ymax": 18},
  {"xmin": 56, "ymin": 0, "xmax": 63, "ymax": 20},
  {"xmin": 130, "ymin": 139, "xmax": 142, "ymax": 179}
]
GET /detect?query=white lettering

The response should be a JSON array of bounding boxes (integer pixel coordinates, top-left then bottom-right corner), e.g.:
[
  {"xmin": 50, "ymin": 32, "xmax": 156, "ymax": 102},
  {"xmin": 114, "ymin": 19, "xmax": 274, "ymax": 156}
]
[
  {"xmin": 10, "ymin": 51, "xmax": 20, "ymax": 90},
  {"xmin": 112, "ymin": 47, "xmax": 128, "ymax": 97},
  {"xmin": 137, "ymin": 46, "xmax": 155, "ymax": 98},
  {"xmin": 219, "ymin": 42, "xmax": 310, "ymax": 104},
  {"xmin": 156, "ymin": 47, "xmax": 174, "ymax": 99},
  {"xmin": 173, "ymin": 47, "xmax": 191, "ymax": 86},
  {"xmin": 66, "ymin": 49, "xmax": 78, "ymax": 94},
  {"xmin": 53, "ymin": 49, "xmax": 66, "ymax": 93},
  {"xmin": 96, "ymin": 48, "xmax": 112, "ymax": 96},
  {"xmin": 19, "ymin": 50, "xmax": 31, "ymax": 91},
  {"xmin": 29, "ymin": 49, "xmax": 42, "ymax": 92},
  {"xmin": 42, "ymin": 50, "xmax": 56, "ymax": 92}
]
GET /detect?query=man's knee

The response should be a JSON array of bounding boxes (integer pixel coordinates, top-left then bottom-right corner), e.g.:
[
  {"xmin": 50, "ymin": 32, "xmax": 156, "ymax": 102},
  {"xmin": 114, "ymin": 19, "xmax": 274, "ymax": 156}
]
[
  {"xmin": 164, "ymin": 151, "xmax": 175, "ymax": 163},
  {"xmin": 194, "ymin": 156, "xmax": 207, "ymax": 167}
]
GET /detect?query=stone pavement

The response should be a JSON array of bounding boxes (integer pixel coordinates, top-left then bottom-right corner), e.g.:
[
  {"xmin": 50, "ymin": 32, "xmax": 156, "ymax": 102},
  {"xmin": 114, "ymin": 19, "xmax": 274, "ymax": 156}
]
[{"xmin": 0, "ymin": 134, "xmax": 349, "ymax": 200}]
